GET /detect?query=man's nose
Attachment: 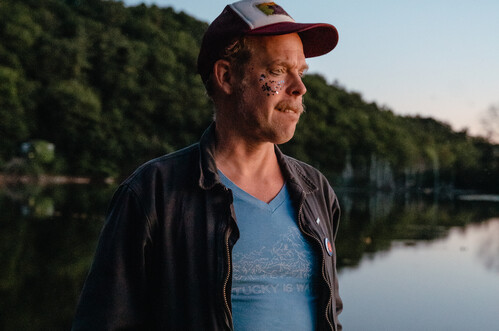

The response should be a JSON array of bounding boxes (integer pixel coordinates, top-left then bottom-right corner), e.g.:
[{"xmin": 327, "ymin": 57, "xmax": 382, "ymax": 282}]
[{"xmin": 287, "ymin": 73, "xmax": 307, "ymax": 96}]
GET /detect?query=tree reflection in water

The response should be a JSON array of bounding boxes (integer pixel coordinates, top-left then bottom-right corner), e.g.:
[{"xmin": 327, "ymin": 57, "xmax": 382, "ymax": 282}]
[
  {"xmin": 0, "ymin": 183, "xmax": 113, "ymax": 331},
  {"xmin": 335, "ymin": 189, "xmax": 499, "ymax": 270},
  {"xmin": 474, "ymin": 219, "xmax": 499, "ymax": 273},
  {"xmin": 336, "ymin": 190, "xmax": 499, "ymax": 331},
  {"xmin": 0, "ymin": 185, "xmax": 497, "ymax": 330}
]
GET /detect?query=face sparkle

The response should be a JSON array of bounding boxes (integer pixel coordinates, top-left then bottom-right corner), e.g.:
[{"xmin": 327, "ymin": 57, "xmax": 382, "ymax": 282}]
[{"xmin": 260, "ymin": 77, "xmax": 285, "ymax": 96}]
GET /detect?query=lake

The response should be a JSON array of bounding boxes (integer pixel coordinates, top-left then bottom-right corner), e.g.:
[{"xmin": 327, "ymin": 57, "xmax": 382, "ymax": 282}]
[
  {"xmin": 336, "ymin": 189, "xmax": 499, "ymax": 330},
  {"xmin": 0, "ymin": 183, "xmax": 497, "ymax": 330}
]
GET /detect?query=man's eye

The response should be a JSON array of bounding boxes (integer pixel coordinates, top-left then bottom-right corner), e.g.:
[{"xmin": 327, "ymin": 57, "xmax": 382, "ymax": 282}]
[{"xmin": 270, "ymin": 68, "xmax": 284, "ymax": 75}]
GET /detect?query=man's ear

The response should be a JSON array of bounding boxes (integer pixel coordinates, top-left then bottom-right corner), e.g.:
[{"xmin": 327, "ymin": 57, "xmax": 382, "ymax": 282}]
[{"xmin": 213, "ymin": 59, "xmax": 233, "ymax": 95}]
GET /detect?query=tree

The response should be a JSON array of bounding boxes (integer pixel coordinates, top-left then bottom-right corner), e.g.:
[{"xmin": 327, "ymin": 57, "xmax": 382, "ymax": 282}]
[
  {"xmin": 482, "ymin": 104, "xmax": 499, "ymax": 143},
  {"xmin": 0, "ymin": 67, "xmax": 28, "ymax": 164}
]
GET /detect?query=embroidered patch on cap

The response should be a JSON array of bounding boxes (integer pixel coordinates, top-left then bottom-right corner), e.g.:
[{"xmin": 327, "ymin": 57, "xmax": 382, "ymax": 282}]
[
  {"xmin": 230, "ymin": 0, "xmax": 295, "ymax": 30},
  {"xmin": 324, "ymin": 237, "xmax": 333, "ymax": 256},
  {"xmin": 256, "ymin": 2, "xmax": 290, "ymax": 17}
]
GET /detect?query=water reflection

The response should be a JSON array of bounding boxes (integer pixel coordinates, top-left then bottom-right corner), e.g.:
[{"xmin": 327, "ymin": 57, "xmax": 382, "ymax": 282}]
[
  {"xmin": 338, "ymin": 218, "xmax": 499, "ymax": 330},
  {"xmin": 471, "ymin": 220, "xmax": 499, "ymax": 273},
  {"xmin": 0, "ymin": 183, "xmax": 114, "ymax": 331},
  {"xmin": 336, "ymin": 190, "xmax": 499, "ymax": 331},
  {"xmin": 0, "ymin": 185, "xmax": 497, "ymax": 330},
  {"xmin": 335, "ymin": 189, "xmax": 499, "ymax": 270}
]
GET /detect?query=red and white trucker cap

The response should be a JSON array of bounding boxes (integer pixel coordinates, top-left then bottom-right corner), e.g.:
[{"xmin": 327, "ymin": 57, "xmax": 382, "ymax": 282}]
[{"xmin": 197, "ymin": 0, "xmax": 339, "ymax": 84}]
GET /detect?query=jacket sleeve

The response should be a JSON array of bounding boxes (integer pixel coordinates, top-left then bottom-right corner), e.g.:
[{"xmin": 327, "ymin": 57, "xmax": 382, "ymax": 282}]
[{"xmin": 72, "ymin": 184, "xmax": 153, "ymax": 331}]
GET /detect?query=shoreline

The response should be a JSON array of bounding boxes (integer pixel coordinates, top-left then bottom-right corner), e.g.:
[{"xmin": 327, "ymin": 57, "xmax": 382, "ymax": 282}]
[{"xmin": 0, "ymin": 174, "xmax": 93, "ymax": 186}]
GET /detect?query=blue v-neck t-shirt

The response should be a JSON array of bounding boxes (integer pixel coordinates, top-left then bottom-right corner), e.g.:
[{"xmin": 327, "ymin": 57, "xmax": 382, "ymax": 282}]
[{"xmin": 218, "ymin": 171, "xmax": 320, "ymax": 330}]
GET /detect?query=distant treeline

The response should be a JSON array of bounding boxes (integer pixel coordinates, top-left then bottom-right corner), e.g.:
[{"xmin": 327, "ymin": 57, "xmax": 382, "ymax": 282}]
[{"xmin": 0, "ymin": 0, "xmax": 497, "ymax": 192}]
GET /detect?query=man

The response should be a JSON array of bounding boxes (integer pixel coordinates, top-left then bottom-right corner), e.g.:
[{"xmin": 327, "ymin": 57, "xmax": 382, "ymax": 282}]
[{"xmin": 72, "ymin": 0, "xmax": 342, "ymax": 330}]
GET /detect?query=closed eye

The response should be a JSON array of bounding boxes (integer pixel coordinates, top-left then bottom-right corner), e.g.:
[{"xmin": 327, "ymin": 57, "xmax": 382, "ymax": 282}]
[{"xmin": 269, "ymin": 67, "xmax": 285, "ymax": 76}]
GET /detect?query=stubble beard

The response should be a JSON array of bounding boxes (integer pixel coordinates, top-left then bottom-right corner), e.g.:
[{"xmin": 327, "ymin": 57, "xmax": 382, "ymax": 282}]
[{"xmin": 232, "ymin": 78, "xmax": 305, "ymax": 145}]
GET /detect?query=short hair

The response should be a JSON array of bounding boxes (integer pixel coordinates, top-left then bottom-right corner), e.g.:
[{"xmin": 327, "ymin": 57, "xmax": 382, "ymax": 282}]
[{"xmin": 203, "ymin": 36, "xmax": 253, "ymax": 98}]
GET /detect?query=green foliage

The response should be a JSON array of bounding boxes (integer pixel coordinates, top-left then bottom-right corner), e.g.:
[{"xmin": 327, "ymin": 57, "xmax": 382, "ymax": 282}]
[
  {"xmin": 0, "ymin": 0, "xmax": 496, "ymax": 191},
  {"xmin": 284, "ymin": 74, "xmax": 497, "ymax": 191},
  {"xmin": 28, "ymin": 140, "xmax": 55, "ymax": 163},
  {"xmin": 0, "ymin": 0, "xmax": 212, "ymax": 178},
  {"xmin": 0, "ymin": 66, "xmax": 29, "ymax": 163}
]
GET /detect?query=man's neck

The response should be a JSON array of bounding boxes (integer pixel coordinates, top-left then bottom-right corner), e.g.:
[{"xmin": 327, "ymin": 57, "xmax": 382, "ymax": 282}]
[{"xmin": 214, "ymin": 125, "xmax": 285, "ymax": 203}]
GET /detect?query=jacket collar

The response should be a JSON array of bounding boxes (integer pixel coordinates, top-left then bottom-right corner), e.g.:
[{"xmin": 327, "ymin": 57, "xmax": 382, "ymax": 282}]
[
  {"xmin": 274, "ymin": 146, "xmax": 318, "ymax": 195},
  {"xmin": 198, "ymin": 122, "xmax": 318, "ymax": 195},
  {"xmin": 198, "ymin": 122, "xmax": 220, "ymax": 190}
]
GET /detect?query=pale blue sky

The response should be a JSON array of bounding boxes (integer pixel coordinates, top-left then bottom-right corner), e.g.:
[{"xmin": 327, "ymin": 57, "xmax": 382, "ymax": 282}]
[{"xmin": 122, "ymin": 0, "xmax": 499, "ymax": 139}]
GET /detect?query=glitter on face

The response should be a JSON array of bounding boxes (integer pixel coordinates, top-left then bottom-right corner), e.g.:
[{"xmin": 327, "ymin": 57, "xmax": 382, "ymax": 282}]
[{"xmin": 260, "ymin": 75, "xmax": 285, "ymax": 96}]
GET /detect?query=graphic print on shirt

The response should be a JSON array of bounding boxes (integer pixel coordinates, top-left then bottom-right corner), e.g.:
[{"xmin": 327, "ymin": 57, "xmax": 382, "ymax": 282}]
[{"xmin": 231, "ymin": 225, "xmax": 317, "ymax": 295}]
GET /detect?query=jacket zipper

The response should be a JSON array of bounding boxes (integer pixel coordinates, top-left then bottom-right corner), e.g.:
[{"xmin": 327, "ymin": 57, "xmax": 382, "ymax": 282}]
[
  {"xmin": 222, "ymin": 194, "xmax": 234, "ymax": 330},
  {"xmin": 297, "ymin": 195, "xmax": 335, "ymax": 331}
]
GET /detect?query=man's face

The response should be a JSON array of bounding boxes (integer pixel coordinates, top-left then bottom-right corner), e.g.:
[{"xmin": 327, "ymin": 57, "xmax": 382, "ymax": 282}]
[{"xmin": 231, "ymin": 33, "xmax": 308, "ymax": 145}]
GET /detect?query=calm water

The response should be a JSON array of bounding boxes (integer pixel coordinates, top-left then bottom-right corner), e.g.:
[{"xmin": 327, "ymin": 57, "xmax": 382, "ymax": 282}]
[
  {"xmin": 336, "ymin": 190, "xmax": 499, "ymax": 330},
  {"xmin": 0, "ymin": 184, "xmax": 498, "ymax": 330}
]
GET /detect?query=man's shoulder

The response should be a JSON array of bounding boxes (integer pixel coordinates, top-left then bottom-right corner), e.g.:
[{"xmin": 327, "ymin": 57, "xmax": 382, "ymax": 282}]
[
  {"xmin": 139, "ymin": 143, "xmax": 200, "ymax": 171},
  {"xmin": 123, "ymin": 143, "xmax": 200, "ymax": 190}
]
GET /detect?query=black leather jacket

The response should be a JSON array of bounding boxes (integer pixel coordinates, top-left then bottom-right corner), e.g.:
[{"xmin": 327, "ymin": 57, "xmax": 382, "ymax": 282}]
[{"xmin": 72, "ymin": 123, "xmax": 342, "ymax": 330}]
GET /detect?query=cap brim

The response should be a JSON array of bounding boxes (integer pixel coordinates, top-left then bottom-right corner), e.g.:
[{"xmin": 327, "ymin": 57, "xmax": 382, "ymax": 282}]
[{"xmin": 247, "ymin": 22, "xmax": 339, "ymax": 58}]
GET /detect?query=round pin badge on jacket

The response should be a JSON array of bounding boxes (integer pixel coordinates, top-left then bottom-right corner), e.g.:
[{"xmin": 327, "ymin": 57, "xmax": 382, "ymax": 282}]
[{"xmin": 324, "ymin": 237, "xmax": 333, "ymax": 256}]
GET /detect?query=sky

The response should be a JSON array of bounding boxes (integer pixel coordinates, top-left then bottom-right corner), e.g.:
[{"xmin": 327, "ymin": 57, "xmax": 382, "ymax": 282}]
[{"xmin": 122, "ymin": 0, "xmax": 499, "ymax": 140}]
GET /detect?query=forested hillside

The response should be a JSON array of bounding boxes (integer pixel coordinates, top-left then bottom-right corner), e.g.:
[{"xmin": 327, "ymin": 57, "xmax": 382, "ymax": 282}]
[{"xmin": 1, "ymin": 0, "xmax": 497, "ymax": 192}]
